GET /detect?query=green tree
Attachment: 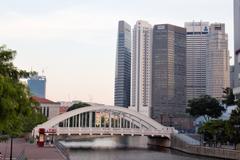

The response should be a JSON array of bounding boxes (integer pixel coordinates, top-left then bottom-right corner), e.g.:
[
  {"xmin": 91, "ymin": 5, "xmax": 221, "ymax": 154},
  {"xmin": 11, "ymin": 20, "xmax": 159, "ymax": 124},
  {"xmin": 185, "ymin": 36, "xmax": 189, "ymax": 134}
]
[
  {"xmin": 187, "ymin": 95, "xmax": 225, "ymax": 122},
  {"xmin": 66, "ymin": 102, "xmax": 91, "ymax": 127},
  {"xmin": 222, "ymin": 87, "xmax": 235, "ymax": 106},
  {"xmin": 0, "ymin": 45, "xmax": 36, "ymax": 81},
  {"xmin": 229, "ymin": 100, "xmax": 240, "ymax": 149},
  {"xmin": 198, "ymin": 120, "xmax": 229, "ymax": 147},
  {"xmin": 0, "ymin": 45, "xmax": 41, "ymax": 137},
  {"xmin": 67, "ymin": 102, "xmax": 90, "ymax": 112},
  {"xmin": 22, "ymin": 110, "xmax": 47, "ymax": 132}
]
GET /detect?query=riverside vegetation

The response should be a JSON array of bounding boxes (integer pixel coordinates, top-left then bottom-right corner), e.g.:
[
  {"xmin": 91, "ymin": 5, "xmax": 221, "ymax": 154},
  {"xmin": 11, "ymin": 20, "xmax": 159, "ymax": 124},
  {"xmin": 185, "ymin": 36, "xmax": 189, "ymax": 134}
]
[
  {"xmin": 0, "ymin": 45, "xmax": 47, "ymax": 140},
  {"xmin": 187, "ymin": 89, "xmax": 240, "ymax": 149}
]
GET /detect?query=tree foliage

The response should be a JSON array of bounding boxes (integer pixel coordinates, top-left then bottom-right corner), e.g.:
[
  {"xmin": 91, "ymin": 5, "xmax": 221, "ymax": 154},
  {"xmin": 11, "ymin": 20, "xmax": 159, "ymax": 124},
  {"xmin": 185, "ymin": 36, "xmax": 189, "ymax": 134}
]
[
  {"xmin": 222, "ymin": 87, "xmax": 235, "ymax": 106},
  {"xmin": 228, "ymin": 101, "xmax": 240, "ymax": 148},
  {"xmin": 187, "ymin": 95, "xmax": 225, "ymax": 121},
  {"xmin": 0, "ymin": 45, "xmax": 36, "ymax": 81},
  {"xmin": 198, "ymin": 101, "xmax": 240, "ymax": 149},
  {"xmin": 0, "ymin": 45, "xmax": 45, "ymax": 137},
  {"xmin": 198, "ymin": 120, "xmax": 229, "ymax": 146},
  {"xmin": 67, "ymin": 102, "xmax": 91, "ymax": 112}
]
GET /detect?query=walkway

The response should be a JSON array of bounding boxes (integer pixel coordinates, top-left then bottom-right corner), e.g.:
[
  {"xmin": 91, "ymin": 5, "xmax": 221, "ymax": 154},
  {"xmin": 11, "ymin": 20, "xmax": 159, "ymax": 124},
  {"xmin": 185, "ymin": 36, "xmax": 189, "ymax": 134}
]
[
  {"xmin": 0, "ymin": 138, "xmax": 65, "ymax": 160},
  {"xmin": 174, "ymin": 134, "xmax": 200, "ymax": 145}
]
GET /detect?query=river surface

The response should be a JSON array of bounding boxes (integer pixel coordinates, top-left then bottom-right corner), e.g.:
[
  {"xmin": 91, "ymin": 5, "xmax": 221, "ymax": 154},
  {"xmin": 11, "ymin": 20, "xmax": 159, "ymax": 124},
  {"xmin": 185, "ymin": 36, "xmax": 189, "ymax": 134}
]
[{"xmin": 60, "ymin": 137, "xmax": 221, "ymax": 160}]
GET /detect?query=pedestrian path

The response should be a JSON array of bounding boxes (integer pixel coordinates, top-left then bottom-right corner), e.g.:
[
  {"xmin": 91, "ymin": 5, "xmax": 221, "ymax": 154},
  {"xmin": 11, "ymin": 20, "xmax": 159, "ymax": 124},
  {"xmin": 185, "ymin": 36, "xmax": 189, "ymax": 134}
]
[
  {"xmin": 174, "ymin": 133, "xmax": 200, "ymax": 145},
  {"xmin": 0, "ymin": 138, "xmax": 65, "ymax": 160}
]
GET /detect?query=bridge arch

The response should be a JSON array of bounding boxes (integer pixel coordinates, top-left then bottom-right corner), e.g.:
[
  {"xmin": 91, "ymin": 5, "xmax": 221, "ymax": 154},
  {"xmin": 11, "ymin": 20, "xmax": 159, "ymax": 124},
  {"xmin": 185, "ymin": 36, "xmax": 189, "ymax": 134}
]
[{"xmin": 33, "ymin": 105, "xmax": 176, "ymax": 138}]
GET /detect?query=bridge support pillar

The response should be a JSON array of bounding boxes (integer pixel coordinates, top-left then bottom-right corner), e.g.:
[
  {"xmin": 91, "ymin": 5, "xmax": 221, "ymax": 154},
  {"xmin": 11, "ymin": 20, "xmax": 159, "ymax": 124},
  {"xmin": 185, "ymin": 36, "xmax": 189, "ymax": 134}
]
[{"xmin": 148, "ymin": 137, "xmax": 171, "ymax": 148}]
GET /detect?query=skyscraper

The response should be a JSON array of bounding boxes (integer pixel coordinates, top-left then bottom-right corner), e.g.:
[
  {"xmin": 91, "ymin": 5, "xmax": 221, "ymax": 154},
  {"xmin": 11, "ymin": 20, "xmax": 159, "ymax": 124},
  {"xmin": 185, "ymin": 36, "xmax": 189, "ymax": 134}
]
[
  {"xmin": 206, "ymin": 23, "xmax": 230, "ymax": 99},
  {"xmin": 234, "ymin": 0, "xmax": 240, "ymax": 88},
  {"xmin": 185, "ymin": 22, "xmax": 209, "ymax": 102},
  {"xmin": 28, "ymin": 75, "xmax": 46, "ymax": 98},
  {"xmin": 129, "ymin": 20, "xmax": 152, "ymax": 116},
  {"xmin": 114, "ymin": 21, "xmax": 131, "ymax": 107},
  {"xmin": 151, "ymin": 24, "xmax": 186, "ymax": 122}
]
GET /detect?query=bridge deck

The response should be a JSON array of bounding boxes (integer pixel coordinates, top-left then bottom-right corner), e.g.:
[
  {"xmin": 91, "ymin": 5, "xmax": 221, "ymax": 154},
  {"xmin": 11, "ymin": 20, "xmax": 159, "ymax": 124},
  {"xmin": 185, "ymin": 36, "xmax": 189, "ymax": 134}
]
[{"xmin": 45, "ymin": 127, "xmax": 174, "ymax": 138}]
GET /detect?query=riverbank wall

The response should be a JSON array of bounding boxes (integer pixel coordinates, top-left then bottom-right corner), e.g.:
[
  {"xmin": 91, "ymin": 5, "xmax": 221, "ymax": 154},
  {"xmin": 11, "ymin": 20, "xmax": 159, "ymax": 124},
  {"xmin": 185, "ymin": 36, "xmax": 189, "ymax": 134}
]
[
  {"xmin": 55, "ymin": 140, "xmax": 70, "ymax": 160},
  {"xmin": 170, "ymin": 134, "xmax": 240, "ymax": 160}
]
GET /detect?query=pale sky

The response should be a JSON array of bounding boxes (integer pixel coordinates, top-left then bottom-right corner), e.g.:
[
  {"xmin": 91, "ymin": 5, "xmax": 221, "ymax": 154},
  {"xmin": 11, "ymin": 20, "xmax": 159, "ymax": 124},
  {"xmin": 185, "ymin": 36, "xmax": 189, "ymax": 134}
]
[{"xmin": 0, "ymin": 0, "xmax": 233, "ymax": 105}]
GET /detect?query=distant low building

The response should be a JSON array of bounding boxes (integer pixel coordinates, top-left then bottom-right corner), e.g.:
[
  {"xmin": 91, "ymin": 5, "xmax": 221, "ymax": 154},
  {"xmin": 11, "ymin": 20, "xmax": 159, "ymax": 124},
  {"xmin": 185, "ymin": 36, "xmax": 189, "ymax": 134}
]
[{"xmin": 32, "ymin": 96, "xmax": 61, "ymax": 120}]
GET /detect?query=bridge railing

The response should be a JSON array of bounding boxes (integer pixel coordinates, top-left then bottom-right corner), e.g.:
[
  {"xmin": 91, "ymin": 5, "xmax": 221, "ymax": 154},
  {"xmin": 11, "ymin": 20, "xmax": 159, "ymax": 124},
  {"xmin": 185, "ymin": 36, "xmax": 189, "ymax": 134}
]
[{"xmin": 50, "ymin": 127, "xmax": 174, "ymax": 137}]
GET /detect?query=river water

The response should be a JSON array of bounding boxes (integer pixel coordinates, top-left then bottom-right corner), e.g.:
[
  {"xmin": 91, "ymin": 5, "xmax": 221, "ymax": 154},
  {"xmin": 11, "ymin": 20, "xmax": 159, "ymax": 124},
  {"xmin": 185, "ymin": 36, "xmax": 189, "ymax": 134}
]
[{"xmin": 60, "ymin": 137, "xmax": 221, "ymax": 160}]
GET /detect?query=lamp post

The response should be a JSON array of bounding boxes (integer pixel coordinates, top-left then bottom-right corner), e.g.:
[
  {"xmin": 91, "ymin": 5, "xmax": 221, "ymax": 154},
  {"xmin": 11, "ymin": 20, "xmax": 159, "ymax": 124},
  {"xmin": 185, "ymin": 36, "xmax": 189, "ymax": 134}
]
[{"xmin": 10, "ymin": 137, "xmax": 13, "ymax": 160}]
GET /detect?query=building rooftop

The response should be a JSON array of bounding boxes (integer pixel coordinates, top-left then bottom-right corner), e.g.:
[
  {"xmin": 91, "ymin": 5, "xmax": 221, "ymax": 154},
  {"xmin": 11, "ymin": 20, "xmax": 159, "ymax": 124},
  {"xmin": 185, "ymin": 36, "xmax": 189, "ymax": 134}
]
[{"xmin": 31, "ymin": 96, "xmax": 59, "ymax": 104}]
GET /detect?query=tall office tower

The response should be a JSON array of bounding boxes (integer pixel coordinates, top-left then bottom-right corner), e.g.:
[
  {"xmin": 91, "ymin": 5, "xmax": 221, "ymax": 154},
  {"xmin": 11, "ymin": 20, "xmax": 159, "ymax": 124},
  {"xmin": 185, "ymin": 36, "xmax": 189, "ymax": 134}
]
[
  {"xmin": 234, "ymin": 0, "xmax": 240, "ymax": 89},
  {"xmin": 151, "ymin": 24, "xmax": 186, "ymax": 123},
  {"xmin": 28, "ymin": 75, "xmax": 46, "ymax": 98},
  {"xmin": 185, "ymin": 22, "xmax": 209, "ymax": 102},
  {"xmin": 206, "ymin": 23, "xmax": 230, "ymax": 99},
  {"xmin": 114, "ymin": 21, "xmax": 131, "ymax": 107},
  {"xmin": 129, "ymin": 20, "xmax": 152, "ymax": 116}
]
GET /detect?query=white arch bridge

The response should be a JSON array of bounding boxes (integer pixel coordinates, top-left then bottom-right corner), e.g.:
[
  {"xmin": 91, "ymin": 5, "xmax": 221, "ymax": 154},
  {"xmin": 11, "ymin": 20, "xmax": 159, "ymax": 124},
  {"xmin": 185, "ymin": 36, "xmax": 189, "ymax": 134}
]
[{"xmin": 33, "ymin": 105, "xmax": 177, "ymax": 139}]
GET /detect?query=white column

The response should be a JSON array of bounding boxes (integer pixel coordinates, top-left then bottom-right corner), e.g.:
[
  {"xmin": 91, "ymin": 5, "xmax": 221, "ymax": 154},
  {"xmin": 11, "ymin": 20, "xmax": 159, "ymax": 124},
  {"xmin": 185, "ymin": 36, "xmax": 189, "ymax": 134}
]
[
  {"xmin": 85, "ymin": 113, "xmax": 87, "ymax": 127},
  {"xmin": 99, "ymin": 112, "xmax": 102, "ymax": 128},
  {"xmin": 109, "ymin": 112, "xmax": 112, "ymax": 128},
  {"xmin": 120, "ymin": 114, "xmax": 122, "ymax": 129},
  {"xmin": 78, "ymin": 114, "xmax": 81, "ymax": 128},
  {"xmin": 67, "ymin": 118, "xmax": 70, "ymax": 135}
]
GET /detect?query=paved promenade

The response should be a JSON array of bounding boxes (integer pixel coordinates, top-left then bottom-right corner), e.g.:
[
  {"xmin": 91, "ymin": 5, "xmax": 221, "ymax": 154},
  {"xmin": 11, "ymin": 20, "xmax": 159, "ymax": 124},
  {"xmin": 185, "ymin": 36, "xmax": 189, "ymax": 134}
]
[{"xmin": 0, "ymin": 138, "xmax": 65, "ymax": 160}]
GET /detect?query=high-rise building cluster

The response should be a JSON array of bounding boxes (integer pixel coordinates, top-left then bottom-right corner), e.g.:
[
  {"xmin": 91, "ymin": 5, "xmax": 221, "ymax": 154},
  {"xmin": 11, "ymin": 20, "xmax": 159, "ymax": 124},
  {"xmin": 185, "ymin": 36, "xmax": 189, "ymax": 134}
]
[{"xmin": 114, "ymin": 19, "xmax": 230, "ymax": 129}]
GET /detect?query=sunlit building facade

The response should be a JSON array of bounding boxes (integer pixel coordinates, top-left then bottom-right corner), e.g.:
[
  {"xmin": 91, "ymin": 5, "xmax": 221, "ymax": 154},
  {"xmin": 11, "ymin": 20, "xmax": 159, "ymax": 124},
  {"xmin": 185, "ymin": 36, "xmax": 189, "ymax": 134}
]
[
  {"xmin": 129, "ymin": 20, "xmax": 152, "ymax": 117},
  {"xmin": 206, "ymin": 23, "xmax": 230, "ymax": 99}
]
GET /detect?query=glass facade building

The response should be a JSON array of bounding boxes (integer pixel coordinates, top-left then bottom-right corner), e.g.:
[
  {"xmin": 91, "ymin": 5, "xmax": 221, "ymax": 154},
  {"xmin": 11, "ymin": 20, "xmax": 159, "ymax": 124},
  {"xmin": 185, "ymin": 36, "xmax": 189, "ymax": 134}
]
[
  {"xmin": 185, "ymin": 22, "xmax": 209, "ymax": 103},
  {"xmin": 151, "ymin": 24, "xmax": 186, "ymax": 122},
  {"xmin": 114, "ymin": 21, "xmax": 131, "ymax": 107},
  {"xmin": 28, "ymin": 75, "xmax": 46, "ymax": 98}
]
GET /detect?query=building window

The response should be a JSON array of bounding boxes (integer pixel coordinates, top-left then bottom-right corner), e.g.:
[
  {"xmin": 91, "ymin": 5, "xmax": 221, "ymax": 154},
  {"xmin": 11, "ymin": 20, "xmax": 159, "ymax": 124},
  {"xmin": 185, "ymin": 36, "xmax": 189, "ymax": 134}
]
[
  {"xmin": 47, "ymin": 107, "xmax": 49, "ymax": 117},
  {"xmin": 43, "ymin": 107, "xmax": 45, "ymax": 116}
]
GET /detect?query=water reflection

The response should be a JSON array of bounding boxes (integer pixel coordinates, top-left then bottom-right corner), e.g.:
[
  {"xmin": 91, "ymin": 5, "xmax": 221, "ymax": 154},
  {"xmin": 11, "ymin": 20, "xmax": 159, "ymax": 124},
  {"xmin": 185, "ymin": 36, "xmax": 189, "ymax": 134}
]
[{"xmin": 60, "ymin": 136, "xmax": 221, "ymax": 160}]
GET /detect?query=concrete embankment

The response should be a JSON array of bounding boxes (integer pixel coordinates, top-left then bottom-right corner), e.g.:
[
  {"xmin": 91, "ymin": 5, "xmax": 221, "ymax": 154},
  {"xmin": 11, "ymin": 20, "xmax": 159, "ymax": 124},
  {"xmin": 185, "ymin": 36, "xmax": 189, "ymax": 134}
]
[{"xmin": 171, "ymin": 134, "xmax": 240, "ymax": 160}]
